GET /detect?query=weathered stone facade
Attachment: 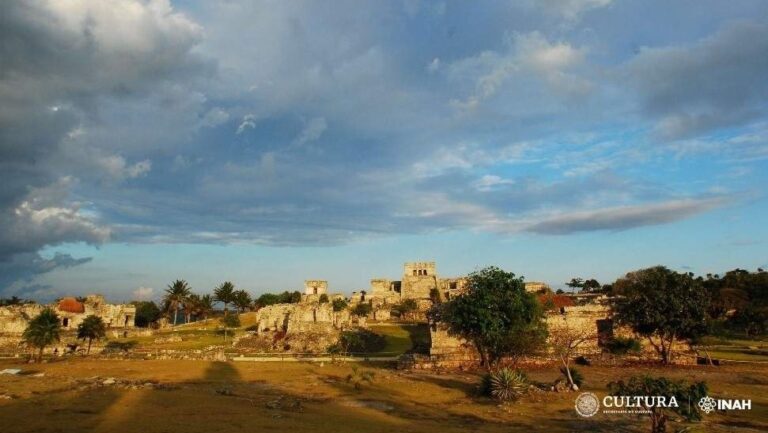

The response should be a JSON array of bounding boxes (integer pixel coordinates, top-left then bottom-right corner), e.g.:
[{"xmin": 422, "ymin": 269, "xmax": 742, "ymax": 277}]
[
  {"xmin": 0, "ymin": 294, "xmax": 135, "ymax": 334},
  {"xmin": 353, "ymin": 262, "xmax": 468, "ymax": 306}
]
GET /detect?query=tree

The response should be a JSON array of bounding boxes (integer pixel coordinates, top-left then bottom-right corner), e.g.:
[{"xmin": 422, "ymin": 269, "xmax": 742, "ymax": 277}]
[
  {"xmin": 22, "ymin": 308, "xmax": 61, "ymax": 362},
  {"xmin": 582, "ymin": 278, "xmax": 601, "ymax": 293},
  {"xmin": 132, "ymin": 301, "xmax": 161, "ymax": 327},
  {"xmin": 396, "ymin": 299, "xmax": 418, "ymax": 321},
  {"xmin": 220, "ymin": 314, "xmax": 241, "ymax": 341},
  {"xmin": 612, "ymin": 266, "xmax": 710, "ymax": 364},
  {"xmin": 566, "ymin": 278, "xmax": 584, "ymax": 291},
  {"xmin": 164, "ymin": 280, "xmax": 191, "ymax": 326},
  {"xmin": 434, "ymin": 266, "xmax": 548, "ymax": 369},
  {"xmin": 77, "ymin": 315, "xmax": 106, "ymax": 354},
  {"xmin": 198, "ymin": 294, "xmax": 215, "ymax": 320},
  {"xmin": 214, "ymin": 281, "xmax": 236, "ymax": 315},
  {"xmin": 332, "ymin": 298, "xmax": 348, "ymax": 312},
  {"xmin": 352, "ymin": 303, "xmax": 372, "ymax": 317},
  {"xmin": 232, "ymin": 290, "xmax": 252, "ymax": 313},
  {"xmin": 608, "ymin": 376, "xmax": 707, "ymax": 433},
  {"xmin": 548, "ymin": 321, "xmax": 596, "ymax": 390},
  {"xmin": 319, "ymin": 294, "xmax": 329, "ymax": 304},
  {"xmin": 255, "ymin": 293, "xmax": 281, "ymax": 308}
]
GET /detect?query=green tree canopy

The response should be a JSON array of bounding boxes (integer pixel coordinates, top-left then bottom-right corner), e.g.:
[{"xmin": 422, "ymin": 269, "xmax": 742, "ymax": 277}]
[
  {"xmin": 232, "ymin": 289, "xmax": 253, "ymax": 312},
  {"xmin": 131, "ymin": 301, "xmax": 161, "ymax": 327},
  {"xmin": 433, "ymin": 266, "xmax": 548, "ymax": 368},
  {"xmin": 332, "ymin": 298, "xmax": 349, "ymax": 312},
  {"xmin": 164, "ymin": 279, "xmax": 192, "ymax": 325},
  {"xmin": 612, "ymin": 266, "xmax": 710, "ymax": 363},
  {"xmin": 23, "ymin": 308, "xmax": 61, "ymax": 362},
  {"xmin": 77, "ymin": 315, "xmax": 106, "ymax": 354},
  {"xmin": 214, "ymin": 281, "xmax": 236, "ymax": 315}
]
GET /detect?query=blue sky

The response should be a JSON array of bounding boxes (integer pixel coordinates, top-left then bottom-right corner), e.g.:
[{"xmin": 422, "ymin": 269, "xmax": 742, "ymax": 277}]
[{"xmin": 1, "ymin": 0, "xmax": 767, "ymax": 301}]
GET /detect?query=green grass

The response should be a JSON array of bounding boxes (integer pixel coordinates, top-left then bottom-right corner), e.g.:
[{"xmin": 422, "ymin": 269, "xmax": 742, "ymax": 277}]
[
  {"xmin": 367, "ymin": 324, "xmax": 429, "ymax": 355},
  {"xmin": 111, "ymin": 329, "xmax": 240, "ymax": 351}
]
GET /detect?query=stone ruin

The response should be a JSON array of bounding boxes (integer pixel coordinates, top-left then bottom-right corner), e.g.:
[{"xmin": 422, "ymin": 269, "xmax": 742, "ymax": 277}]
[{"xmin": 0, "ymin": 294, "xmax": 135, "ymax": 334}]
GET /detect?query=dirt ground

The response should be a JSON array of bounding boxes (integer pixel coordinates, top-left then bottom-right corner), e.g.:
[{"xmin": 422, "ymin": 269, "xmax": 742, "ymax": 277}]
[{"xmin": 0, "ymin": 358, "xmax": 766, "ymax": 432}]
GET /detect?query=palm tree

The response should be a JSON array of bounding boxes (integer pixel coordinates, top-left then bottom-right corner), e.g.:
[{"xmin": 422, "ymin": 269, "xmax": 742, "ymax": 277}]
[
  {"xmin": 164, "ymin": 279, "xmax": 192, "ymax": 325},
  {"xmin": 185, "ymin": 293, "xmax": 201, "ymax": 323},
  {"xmin": 22, "ymin": 308, "xmax": 61, "ymax": 362},
  {"xmin": 77, "ymin": 315, "xmax": 106, "ymax": 354},
  {"xmin": 214, "ymin": 281, "xmax": 236, "ymax": 316},
  {"xmin": 233, "ymin": 290, "xmax": 253, "ymax": 313},
  {"xmin": 199, "ymin": 294, "xmax": 214, "ymax": 320}
]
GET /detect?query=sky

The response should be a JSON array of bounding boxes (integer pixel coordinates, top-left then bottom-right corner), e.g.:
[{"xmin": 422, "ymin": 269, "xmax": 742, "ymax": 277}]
[{"xmin": 1, "ymin": 0, "xmax": 767, "ymax": 302}]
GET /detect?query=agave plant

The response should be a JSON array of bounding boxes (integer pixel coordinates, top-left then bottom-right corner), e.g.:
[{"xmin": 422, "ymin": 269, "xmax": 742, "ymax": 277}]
[{"xmin": 484, "ymin": 368, "xmax": 529, "ymax": 401}]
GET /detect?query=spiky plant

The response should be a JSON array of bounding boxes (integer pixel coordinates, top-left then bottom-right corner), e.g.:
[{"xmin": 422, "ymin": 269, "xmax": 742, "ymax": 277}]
[
  {"xmin": 346, "ymin": 365, "xmax": 375, "ymax": 391},
  {"xmin": 483, "ymin": 368, "xmax": 529, "ymax": 401}
]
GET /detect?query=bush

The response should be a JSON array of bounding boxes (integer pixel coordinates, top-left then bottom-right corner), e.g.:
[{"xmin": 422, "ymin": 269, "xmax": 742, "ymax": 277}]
[
  {"xmin": 244, "ymin": 325, "xmax": 259, "ymax": 332},
  {"xmin": 560, "ymin": 366, "xmax": 584, "ymax": 387},
  {"xmin": 335, "ymin": 329, "xmax": 386, "ymax": 353},
  {"xmin": 220, "ymin": 314, "xmax": 241, "ymax": 328},
  {"xmin": 319, "ymin": 294, "xmax": 329, "ymax": 303},
  {"xmin": 131, "ymin": 301, "xmax": 161, "ymax": 328},
  {"xmin": 481, "ymin": 368, "xmax": 529, "ymax": 401},
  {"xmin": 332, "ymin": 298, "xmax": 348, "ymax": 312},
  {"xmin": 104, "ymin": 340, "xmax": 138, "ymax": 352},
  {"xmin": 352, "ymin": 303, "xmax": 372, "ymax": 317},
  {"xmin": 605, "ymin": 337, "xmax": 642, "ymax": 355}
]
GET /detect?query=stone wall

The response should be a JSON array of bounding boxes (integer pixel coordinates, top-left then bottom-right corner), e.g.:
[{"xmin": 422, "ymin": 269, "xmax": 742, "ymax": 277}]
[{"xmin": 0, "ymin": 295, "xmax": 135, "ymax": 334}]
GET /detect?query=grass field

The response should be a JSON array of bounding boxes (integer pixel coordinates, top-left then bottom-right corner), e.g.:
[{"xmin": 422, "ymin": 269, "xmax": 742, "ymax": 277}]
[{"xmin": 0, "ymin": 358, "xmax": 766, "ymax": 433}]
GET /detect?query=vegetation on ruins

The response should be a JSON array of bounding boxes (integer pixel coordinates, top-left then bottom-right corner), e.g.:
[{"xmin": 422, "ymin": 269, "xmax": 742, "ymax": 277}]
[
  {"xmin": 77, "ymin": 315, "xmax": 106, "ymax": 354},
  {"xmin": 394, "ymin": 299, "xmax": 418, "ymax": 321},
  {"xmin": 22, "ymin": 308, "xmax": 61, "ymax": 362},
  {"xmin": 164, "ymin": 279, "xmax": 192, "ymax": 326},
  {"xmin": 331, "ymin": 298, "xmax": 348, "ymax": 312},
  {"xmin": 318, "ymin": 293, "xmax": 329, "ymax": 303},
  {"xmin": 608, "ymin": 375, "xmax": 707, "ymax": 433},
  {"xmin": 132, "ymin": 301, "xmax": 161, "ymax": 327},
  {"xmin": 548, "ymin": 321, "xmax": 595, "ymax": 390},
  {"xmin": 481, "ymin": 368, "xmax": 530, "ymax": 401},
  {"xmin": 0, "ymin": 296, "xmax": 35, "ymax": 306},
  {"xmin": 214, "ymin": 281, "xmax": 236, "ymax": 315},
  {"xmin": 255, "ymin": 291, "xmax": 303, "ymax": 308},
  {"xmin": 432, "ymin": 266, "xmax": 548, "ymax": 368},
  {"xmin": 232, "ymin": 290, "xmax": 252, "ymax": 313},
  {"xmin": 612, "ymin": 266, "xmax": 710, "ymax": 364},
  {"xmin": 352, "ymin": 302, "xmax": 373, "ymax": 317}
]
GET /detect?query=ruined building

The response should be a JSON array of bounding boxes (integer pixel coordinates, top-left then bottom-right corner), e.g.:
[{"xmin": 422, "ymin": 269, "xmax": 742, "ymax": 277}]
[
  {"xmin": 0, "ymin": 294, "xmax": 135, "ymax": 334},
  {"xmin": 353, "ymin": 261, "xmax": 468, "ymax": 306}
]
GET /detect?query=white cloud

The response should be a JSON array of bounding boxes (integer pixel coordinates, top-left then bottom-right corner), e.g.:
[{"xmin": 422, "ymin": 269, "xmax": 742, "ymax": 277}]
[
  {"xmin": 132, "ymin": 286, "xmax": 154, "ymax": 301},
  {"xmin": 201, "ymin": 107, "xmax": 230, "ymax": 128},
  {"xmin": 292, "ymin": 117, "xmax": 328, "ymax": 146},
  {"xmin": 236, "ymin": 114, "xmax": 258, "ymax": 134}
]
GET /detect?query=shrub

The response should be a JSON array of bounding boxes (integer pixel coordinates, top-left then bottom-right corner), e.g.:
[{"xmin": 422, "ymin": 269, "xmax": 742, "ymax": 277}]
[
  {"xmin": 346, "ymin": 365, "xmax": 375, "ymax": 390},
  {"xmin": 244, "ymin": 325, "xmax": 259, "ymax": 332},
  {"xmin": 481, "ymin": 368, "xmax": 529, "ymax": 401},
  {"xmin": 605, "ymin": 336, "xmax": 642, "ymax": 355},
  {"xmin": 332, "ymin": 298, "xmax": 348, "ymax": 312},
  {"xmin": 560, "ymin": 366, "xmax": 584, "ymax": 387},
  {"xmin": 336, "ymin": 329, "xmax": 386, "ymax": 353},
  {"xmin": 352, "ymin": 303, "xmax": 372, "ymax": 317},
  {"xmin": 319, "ymin": 294, "xmax": 329, "ymax": 303},
  {"xmin": 104, "ymin": 340, "xmax": 138, "ymax": 352}
]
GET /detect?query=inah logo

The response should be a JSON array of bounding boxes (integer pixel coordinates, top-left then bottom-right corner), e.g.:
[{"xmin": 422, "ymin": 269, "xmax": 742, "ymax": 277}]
[
  {"xmin": 698, "ymin": 396, "xmax": 717, "ymax": 414},
  {"xmin": 698, "ymin": 395, "xmax": 751, "ymax": 413},
  {"xmin": 575, "ymin": 392, "xmax": 600, "ymax": 417}
]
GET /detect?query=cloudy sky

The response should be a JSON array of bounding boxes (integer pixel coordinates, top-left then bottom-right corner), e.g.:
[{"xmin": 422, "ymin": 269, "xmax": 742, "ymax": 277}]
[{"xmin": 2, "ymin": 0, "xmax": 767, "ymax": 301}]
